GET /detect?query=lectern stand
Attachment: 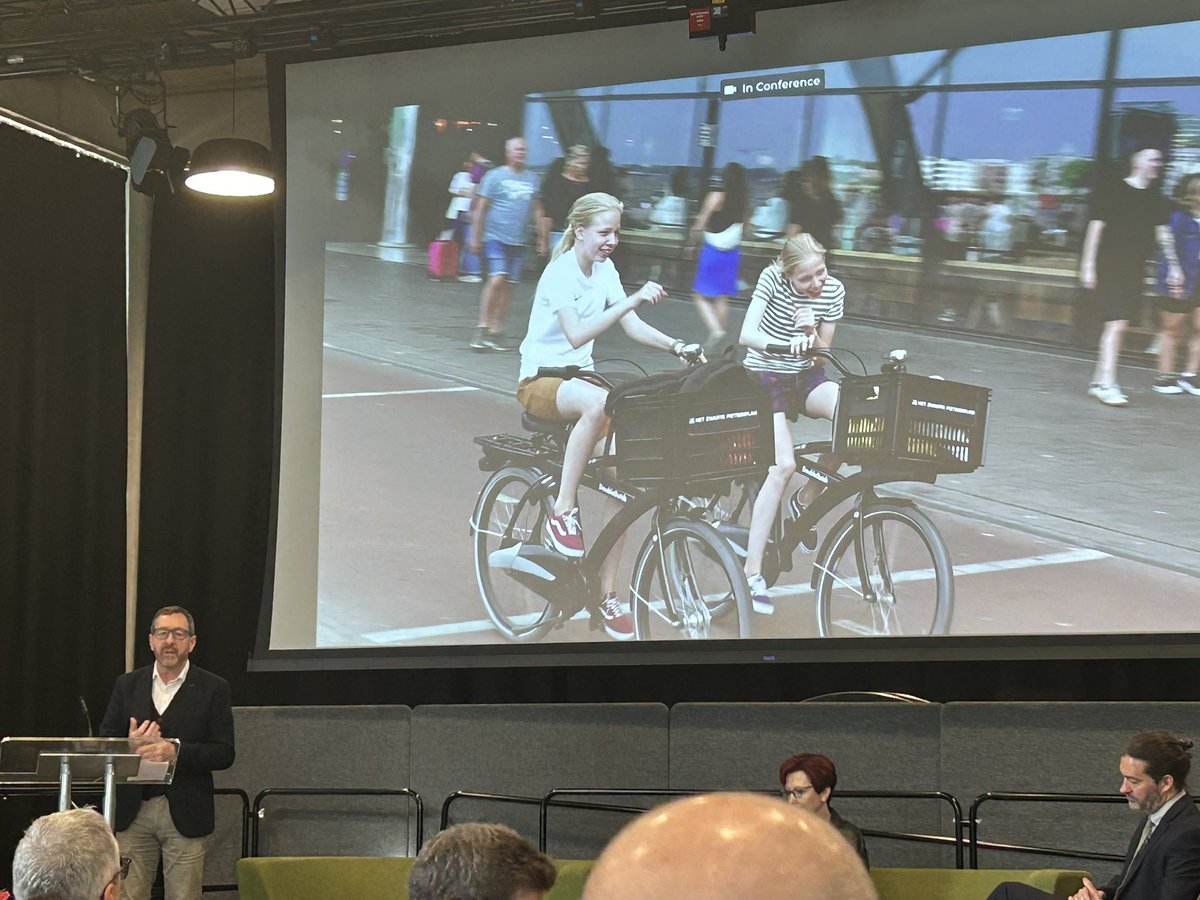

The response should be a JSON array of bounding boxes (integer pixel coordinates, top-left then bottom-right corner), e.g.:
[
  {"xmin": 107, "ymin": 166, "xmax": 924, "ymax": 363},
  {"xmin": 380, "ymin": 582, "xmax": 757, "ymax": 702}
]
[{"xmin": 0, "ymin": 737, "xmax": 178, "ymax": 829}]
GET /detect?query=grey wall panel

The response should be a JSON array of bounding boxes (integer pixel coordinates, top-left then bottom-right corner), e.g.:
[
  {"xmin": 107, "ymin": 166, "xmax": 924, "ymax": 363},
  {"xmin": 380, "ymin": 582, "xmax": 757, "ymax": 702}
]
[
  {"xmin": 201, "ymin": 789, "xmax": 251, "ymax": 894},
  {"xmin": 412, "ymin": 703, "xmax": 669, "ymax": 859},
  {"xmin": 943, "ymin": 702, "xmax": 1200, "ymax": 877},
  {"xmin": 669, "ymin": 702, "xmax": 947, "ymax": 867},
  {"xmin": 215, "ymin": 705, "xmax": 413, "ymax": 856}
]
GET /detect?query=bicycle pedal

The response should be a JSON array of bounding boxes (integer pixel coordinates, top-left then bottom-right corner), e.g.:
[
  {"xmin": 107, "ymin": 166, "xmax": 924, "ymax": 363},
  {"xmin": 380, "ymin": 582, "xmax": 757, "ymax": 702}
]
[{"xmin": 798, "ymin": 530, "xmax": 818, "ymax": 554}]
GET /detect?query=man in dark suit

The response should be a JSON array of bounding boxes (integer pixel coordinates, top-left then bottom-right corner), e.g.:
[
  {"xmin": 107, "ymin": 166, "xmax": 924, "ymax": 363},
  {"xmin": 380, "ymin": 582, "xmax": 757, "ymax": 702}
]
[
  {"xmin": 99, "ymin": 606, "xmax": 235, "ymax": 900},
  {"xmin": 988, "ymin": 730, "xmax": 1200, "ymax": 900}
]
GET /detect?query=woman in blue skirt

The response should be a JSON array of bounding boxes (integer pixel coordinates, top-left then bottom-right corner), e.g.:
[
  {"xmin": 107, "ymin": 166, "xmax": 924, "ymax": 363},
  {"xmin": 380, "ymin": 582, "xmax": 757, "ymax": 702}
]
[{"xmin": 686, "ymin": 162, "xmax": 749, "ymax": 351}]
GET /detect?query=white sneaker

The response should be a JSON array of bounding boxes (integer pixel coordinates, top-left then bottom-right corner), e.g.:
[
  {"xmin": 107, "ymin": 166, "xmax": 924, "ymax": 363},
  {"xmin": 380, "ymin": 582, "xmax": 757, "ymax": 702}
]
[
  {"xmin": 1087, "ymin": 383, "xmax": 1128, "ymax": 407},
  {"xmin": 748, "ymin": 573, "xmax": 773, "ymax": 615}
]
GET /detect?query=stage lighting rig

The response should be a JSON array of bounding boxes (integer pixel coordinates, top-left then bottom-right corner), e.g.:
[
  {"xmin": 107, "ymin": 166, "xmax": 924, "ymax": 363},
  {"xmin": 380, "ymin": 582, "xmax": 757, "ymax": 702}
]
[{"xmin": 119, "ymin": 108, "xmax": 187, "ymax": 197}]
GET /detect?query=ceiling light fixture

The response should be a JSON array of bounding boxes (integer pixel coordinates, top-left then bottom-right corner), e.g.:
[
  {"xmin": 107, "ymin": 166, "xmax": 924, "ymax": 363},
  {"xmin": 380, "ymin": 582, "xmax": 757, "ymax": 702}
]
[
  {"xmin": 183, "ymin": 59, "xmax": 275, "ymax": 197},
  {"xmin": 184, "ymin": 137, "xmax": 274, "ymax": 196}
]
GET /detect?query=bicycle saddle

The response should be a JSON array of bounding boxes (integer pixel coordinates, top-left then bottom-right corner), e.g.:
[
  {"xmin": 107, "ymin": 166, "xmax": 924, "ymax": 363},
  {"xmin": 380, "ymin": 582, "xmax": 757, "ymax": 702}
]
[{"xmin": 521, "ymin": 411, "xmax": 571, "ymax": 440}]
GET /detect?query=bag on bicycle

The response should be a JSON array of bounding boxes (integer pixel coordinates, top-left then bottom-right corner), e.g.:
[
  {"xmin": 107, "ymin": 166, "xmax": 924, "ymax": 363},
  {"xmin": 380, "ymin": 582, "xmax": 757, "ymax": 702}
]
[{"xmin": 603, "ymin": 357, "xmax": 757, "ymax": 416}]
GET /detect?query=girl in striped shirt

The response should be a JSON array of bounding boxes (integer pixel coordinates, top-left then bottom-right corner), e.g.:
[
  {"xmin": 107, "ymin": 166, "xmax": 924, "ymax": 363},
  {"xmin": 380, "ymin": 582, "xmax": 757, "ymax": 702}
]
[{"xmin": 739, "ymin": 233, "xmax": 844, "ymax": 615}]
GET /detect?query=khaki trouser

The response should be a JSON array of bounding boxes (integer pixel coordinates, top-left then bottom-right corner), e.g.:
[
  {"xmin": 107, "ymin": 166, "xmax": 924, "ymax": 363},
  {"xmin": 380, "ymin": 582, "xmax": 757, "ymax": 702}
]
[{"xmin": 117, "ymin": 795, "xmax": 207, "ymax": 900}]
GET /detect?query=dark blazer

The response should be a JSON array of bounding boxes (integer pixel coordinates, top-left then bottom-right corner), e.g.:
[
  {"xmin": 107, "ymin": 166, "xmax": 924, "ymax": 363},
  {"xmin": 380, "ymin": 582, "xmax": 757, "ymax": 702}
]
[
  {"xmin": 99, "ymin": 663, "xmax": 235, "ymax": 837},
  {"xmin": 829, "ymin": 805, "xmax": 870, "ymax": 868},
  {"xmin": 1099, "ymin": 794, "xmax": 1200, "ymax": 900}
]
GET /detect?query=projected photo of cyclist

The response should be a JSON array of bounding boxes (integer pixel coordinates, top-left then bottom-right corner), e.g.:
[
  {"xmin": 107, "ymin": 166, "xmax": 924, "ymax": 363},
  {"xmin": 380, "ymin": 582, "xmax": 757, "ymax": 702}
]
[{"xmin": 266, "ymin": 5, "xmax": 1200, "ymax": 663}]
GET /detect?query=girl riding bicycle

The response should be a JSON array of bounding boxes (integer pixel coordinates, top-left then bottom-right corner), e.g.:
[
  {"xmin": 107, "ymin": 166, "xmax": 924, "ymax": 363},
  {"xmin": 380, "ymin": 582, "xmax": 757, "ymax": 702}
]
[
  {"xmin": 517, "ymin": 191, "xmax": 697, "ymax": 639},
  {"xmin": 739, "ymin": 233, "xmax": 844, "ymax": 615}
]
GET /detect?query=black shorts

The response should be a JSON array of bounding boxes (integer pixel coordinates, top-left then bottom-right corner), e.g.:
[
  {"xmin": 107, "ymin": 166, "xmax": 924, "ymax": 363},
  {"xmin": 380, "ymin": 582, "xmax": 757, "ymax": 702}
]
[
  {"xmin": 1157, "ymin": 290, "xmax": 1200, "ymax": 315},
  {"xmin": 1093, "ymin": 268, "xmax": 1145, "ymax": 324}
]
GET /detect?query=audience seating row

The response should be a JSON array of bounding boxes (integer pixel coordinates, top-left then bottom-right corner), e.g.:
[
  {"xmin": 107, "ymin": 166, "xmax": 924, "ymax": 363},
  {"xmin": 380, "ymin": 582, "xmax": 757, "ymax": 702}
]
[
  {"xmin": 198, "ymin": 701, "xmax": 1200, "ymax": 897},
  {"xmin": 235, "ymin": 856, "xmax": 1090, "ymax": 900}
]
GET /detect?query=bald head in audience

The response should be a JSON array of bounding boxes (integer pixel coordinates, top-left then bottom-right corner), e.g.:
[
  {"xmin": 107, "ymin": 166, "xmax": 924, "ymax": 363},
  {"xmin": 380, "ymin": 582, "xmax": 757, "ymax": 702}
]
[{"xmin": 584, "ymin": 792, "xmax": 877, "ymax": 900}]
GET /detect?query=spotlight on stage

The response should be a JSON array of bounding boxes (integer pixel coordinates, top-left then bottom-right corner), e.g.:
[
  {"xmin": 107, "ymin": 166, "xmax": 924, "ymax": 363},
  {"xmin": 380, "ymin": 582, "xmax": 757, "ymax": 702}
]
[{"xmin": 121, "ymin": 109, "xmax": 188, "ymax": 196}]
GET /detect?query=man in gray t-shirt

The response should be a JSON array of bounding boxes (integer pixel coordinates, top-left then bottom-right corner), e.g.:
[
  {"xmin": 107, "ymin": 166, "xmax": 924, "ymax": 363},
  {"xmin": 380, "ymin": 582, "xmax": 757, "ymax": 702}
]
[{"xmin": 468, "ymin": 136, "xmax": 542, "ymax": 351}]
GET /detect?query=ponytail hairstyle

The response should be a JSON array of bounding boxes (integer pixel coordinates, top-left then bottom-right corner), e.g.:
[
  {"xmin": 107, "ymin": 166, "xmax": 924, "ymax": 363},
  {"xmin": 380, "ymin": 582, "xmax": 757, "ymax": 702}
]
[
  {"xmin": 551, "ymin": 192, "xmax": 624, "ymax": 261},
  {"xmin": 1126, "ymin": 731, "xmax": 1193, "ymax": 791},
  {"xmin": 778, "ymin": 231, "xmax": 827, "ymax": 276}
]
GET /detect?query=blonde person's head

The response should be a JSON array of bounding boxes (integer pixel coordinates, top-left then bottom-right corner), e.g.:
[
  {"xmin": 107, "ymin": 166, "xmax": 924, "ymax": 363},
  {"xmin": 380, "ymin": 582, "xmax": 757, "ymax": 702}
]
[
  {"xmin": 779, "ymin": 232, "xmax": 827, "ymax": 275},
  {"xmin": 553, "ymin": 192, "xmax": 624, "ymax": 260}
]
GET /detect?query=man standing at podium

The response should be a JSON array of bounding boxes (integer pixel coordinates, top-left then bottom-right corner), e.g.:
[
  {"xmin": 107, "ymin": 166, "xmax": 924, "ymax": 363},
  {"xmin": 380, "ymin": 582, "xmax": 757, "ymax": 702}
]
[{"xmin": 99, "ymin": 606, "xmax": 235, "ymax": 900}]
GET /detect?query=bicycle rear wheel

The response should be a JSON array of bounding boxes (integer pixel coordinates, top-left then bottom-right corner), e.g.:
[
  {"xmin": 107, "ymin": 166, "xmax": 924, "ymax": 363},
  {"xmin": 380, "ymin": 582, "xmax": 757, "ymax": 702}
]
[
  {"xmin": 815, "ymin": 501, "xmax": 953, "ymax": 637},
  {"xmin": 630, "ymin": 518, "xmax": 753, "ymax": 640},
  {"xmin": 472, "ymin": 466, "xmax": 558, "ymax": 641}
]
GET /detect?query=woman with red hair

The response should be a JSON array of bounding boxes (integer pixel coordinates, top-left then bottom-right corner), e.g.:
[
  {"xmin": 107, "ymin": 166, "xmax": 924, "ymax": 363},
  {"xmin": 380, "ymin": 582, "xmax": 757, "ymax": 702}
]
[{"xmin": 778, "ymin": 753, "xmax": 869, "ymax": 866}]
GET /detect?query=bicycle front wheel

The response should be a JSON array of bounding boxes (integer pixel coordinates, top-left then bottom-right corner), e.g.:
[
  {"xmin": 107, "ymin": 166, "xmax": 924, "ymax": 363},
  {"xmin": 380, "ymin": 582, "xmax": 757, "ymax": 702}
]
[
  {"xmin": 472, "ymin": 466, "xmax": 557, "ymax": 642},
  {"xmin": 630, "ymin": 518, "xmax": 753, "ymax": 640},
  {"xmin": 815, "ymin": 502, "xmax": 953, "ymax": 637}
]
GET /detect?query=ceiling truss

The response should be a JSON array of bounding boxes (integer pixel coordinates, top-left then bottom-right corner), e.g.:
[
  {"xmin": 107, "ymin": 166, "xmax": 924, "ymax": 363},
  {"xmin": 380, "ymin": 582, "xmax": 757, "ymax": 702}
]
[{"xmin": 0, "ymin": 0, "xmax": 708, "ymax": 81}]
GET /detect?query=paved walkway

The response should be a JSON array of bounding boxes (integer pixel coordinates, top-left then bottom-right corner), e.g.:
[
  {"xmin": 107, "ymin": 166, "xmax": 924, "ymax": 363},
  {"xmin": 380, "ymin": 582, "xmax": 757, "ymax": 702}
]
[{"xmin": 322, "ymin": 245, "xmax": 1200, "ymax": 579}]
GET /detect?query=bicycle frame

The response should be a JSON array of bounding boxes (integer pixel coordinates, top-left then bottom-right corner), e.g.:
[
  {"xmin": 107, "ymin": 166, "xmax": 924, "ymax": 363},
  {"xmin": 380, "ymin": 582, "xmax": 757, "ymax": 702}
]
[
  {"xmin": 750, "ymin": 437, "xmax": 943, "ymax": 597},
  {"xmin": 475, "ymin": 435, "xmax": 710, "ymax": 618}
]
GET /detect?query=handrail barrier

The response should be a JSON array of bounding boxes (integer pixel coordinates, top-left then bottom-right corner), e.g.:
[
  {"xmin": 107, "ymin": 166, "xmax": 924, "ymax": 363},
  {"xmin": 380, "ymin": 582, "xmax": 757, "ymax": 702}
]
[
  {"xmin": 0, "ymin": 784, "xmax": 250, "ymax": 894},
  {"xmin": 440, "ymin": 790, "xmax": 541, "ymax": 831},
  {"xmin": 968, "ymin": 791, "xmax": 1128, "ymax": 869},
  {"xmin": 251, "ymin": 788, "xmax": 423, "ymax": 857},
  {"xmin": 537, "ymin": 788, "xmax": 965, "ymax": 866}
]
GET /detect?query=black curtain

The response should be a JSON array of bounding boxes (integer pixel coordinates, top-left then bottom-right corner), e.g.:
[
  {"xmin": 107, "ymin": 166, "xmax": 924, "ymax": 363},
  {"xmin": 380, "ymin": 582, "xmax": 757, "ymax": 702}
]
[
  {"xmin": 0, "ymin": 124, "xmax": 128, "ymax": 877},
  {"xmin": 136, "ymin": 189, "xmax": 276, "ymax": 678}
]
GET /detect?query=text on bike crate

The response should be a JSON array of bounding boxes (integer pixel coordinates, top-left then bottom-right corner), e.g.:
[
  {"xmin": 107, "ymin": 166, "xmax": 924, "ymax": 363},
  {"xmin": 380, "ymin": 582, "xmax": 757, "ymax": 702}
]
[
  {"xmin": 833, "ymin": 373, "xmax": 991, "ymax": 472},
  {"xmin": 611, "ymin": 390, "xmax": 775, "ymax": 485}
]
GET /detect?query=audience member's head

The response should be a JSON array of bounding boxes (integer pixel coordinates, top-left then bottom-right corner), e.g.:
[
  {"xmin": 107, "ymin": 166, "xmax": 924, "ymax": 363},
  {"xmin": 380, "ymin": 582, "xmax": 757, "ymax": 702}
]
[
  {"xmin": 583, "ymin": 792, "xmax": 877, "ymax": 900},
  {"xmin": 12, "ymin": 808, "xmax": 125, "ymax": 900},
  {"xmin": 1121, "ymin": 731, "xmax": 1193, "ymax": 812},
  {"xmin": 779, "ymin": 753, "xmax": 839, "ymax": 818},
  {"xmin": 408, "ymin": 822, "xmax": 557, "ymax": 900}
]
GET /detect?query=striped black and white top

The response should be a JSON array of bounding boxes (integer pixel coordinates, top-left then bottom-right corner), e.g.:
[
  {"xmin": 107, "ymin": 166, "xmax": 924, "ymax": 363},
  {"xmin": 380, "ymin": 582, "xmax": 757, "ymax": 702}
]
[{"xmin": 743, "ymin": 264, "xmax": 845, "ymax": 373}]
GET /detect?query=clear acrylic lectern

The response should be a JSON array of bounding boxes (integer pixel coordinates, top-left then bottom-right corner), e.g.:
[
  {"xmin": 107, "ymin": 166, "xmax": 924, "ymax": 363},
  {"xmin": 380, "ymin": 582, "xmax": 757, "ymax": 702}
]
[{"xmin": 0, "ymin": 737, "xmax": 178, "ymax": 828}]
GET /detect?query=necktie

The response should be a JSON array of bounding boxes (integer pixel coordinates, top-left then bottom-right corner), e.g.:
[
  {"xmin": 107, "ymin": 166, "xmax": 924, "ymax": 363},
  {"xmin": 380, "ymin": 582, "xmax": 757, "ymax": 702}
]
[
  {"xmin": 1114, "ymin": 819, "xmax": 1156, "ymax": 899},
  {"xmin": 1135, "ymin": 819, "xmax": 1156, "ymax": 856}
]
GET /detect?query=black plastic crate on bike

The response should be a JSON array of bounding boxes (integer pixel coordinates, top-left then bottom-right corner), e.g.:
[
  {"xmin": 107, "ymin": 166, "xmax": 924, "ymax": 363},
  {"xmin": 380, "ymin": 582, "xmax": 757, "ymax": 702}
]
[
  {"xmin": 611, "ymin": 390, "xmax": 774, "ymax": 485},
  {"xmin": 833, "ymin": 373, "xmax": 991, "ymax": 472}
]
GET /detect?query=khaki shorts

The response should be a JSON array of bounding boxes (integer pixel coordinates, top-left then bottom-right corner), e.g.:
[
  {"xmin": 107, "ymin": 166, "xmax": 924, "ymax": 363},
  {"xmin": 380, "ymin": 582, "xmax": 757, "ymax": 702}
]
[{"xmin": 517, "ymin": 376, "xmax": 611, "ymax": 439}]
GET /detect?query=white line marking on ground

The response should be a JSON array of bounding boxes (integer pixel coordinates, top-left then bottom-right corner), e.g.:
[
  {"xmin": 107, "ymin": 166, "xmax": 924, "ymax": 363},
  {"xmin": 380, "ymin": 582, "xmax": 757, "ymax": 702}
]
[
  {"xmin": 770, "ymin": 547, "xmax": 1110, "ymax": 599},
  {"xmin": 363, "ymin": 610, "xmax": 589, "ymax": 644},
  {"xmin": 355, "ymin": 548, "xmax": 1110, "ymax": 643},
  {"xmin": 322, "ymin": 387, "xmax": 479, "ymax": 399}
]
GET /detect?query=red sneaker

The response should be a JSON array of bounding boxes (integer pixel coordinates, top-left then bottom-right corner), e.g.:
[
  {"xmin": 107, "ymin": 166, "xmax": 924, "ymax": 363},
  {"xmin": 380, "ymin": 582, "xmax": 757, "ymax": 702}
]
[
  {"xmin": 597, "ymin": 594, "xmax": 634, "ymax": 641},
  {"xmin": 547, "ymin": 507, "xmax": 585, "ymax": 558}
]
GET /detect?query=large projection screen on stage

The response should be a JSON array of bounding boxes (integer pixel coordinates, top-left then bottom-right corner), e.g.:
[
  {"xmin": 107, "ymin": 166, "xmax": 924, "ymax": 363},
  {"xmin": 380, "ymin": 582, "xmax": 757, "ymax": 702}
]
[{"xmin": 255, "ymin": 0, "xmax": 1200, "ymax": 670}]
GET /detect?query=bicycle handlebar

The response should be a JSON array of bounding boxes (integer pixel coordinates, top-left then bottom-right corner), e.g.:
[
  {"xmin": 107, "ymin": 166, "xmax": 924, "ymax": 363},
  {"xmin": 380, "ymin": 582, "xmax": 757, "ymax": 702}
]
[
  {"xmin": 536, "ymin": 347, "xmax": 707, "ymax": 389},
  {"xmin": 761, "ymin": 344, "xmax": 908, "ymax": 378}
]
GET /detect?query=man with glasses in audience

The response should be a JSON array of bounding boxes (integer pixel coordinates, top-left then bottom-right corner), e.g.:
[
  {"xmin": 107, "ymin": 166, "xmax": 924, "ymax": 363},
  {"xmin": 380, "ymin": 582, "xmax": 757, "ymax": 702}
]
[
  {"xmin": 988, "ymin": 730, "xmax": 1200, "ymax": 900},
  {"xmin": 99, "ymin": 606, "xmax": 235, "ymax": 900},
  {"xmin": 779, "ymin": 752, "xmax": 870, "ymax": 866},
  {"xmin": 12, "ymin": 807, "xmax": 129, "ymax": 900}
]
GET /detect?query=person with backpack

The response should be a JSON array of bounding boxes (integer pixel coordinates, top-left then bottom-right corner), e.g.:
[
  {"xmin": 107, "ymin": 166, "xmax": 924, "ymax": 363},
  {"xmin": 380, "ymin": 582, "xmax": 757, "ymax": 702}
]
[
  {"xmin": 739, "ymin": 233, "xmax": 845, "ymax": 615},
  {"xmin": 517, "ymin": 191, "xmax": 699, "ymax": 639}
]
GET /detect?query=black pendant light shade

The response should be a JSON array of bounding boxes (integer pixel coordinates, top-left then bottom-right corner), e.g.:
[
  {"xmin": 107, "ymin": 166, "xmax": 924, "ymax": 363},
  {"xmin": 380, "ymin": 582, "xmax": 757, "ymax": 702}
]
[{"xmin": 184, "ymin": 137, "xmax": 275, "ymax": 197}]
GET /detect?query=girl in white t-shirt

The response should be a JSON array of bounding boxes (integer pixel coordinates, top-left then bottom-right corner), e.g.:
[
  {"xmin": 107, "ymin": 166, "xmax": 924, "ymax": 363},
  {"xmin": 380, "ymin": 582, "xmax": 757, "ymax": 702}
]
[{"xmin": 517, "ymin": 192, "xmax": 696, "ymax": 639}]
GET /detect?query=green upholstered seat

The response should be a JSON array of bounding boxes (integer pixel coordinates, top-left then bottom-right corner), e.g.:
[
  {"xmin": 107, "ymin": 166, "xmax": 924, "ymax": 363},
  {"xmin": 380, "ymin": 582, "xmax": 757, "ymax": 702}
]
[
  {"xmin": 236, "ymin": 855, "xmax": 597, "ymax": 900},
  {"xmin": 871, "ymin": 867, "xmax": 1090, "ymax": 899},
  {"xmin": 237, "ymin": 856, "xmax": 1089, "ymax": 900}
]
